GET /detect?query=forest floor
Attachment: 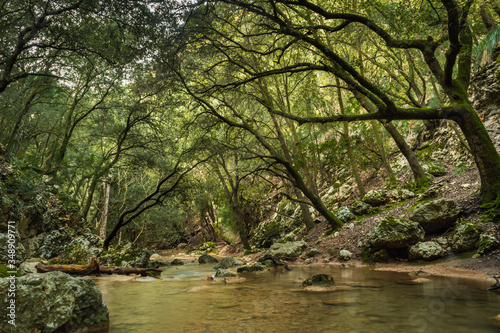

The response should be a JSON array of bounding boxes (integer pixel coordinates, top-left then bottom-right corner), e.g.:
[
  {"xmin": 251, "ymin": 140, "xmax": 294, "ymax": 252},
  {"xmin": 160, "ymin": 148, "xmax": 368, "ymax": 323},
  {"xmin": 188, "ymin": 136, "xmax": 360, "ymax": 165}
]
[{"xmin": 214, "ymin": 162, "xmax": 500, "ymax": 283}]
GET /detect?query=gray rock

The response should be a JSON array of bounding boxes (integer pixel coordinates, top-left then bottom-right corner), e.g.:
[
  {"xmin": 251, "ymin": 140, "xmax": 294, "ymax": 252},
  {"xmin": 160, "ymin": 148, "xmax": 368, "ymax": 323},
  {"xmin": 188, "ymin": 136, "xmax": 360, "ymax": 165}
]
[
  {"xmin": 171, "ymin": 258, "xmax": 185, "ymax": 265},
  {"xmin": 215, "ymin": 268, "xmax": 237, "ymax": 278},
  {"xmin": 307, "ymin": 248, "xmax": 320, "ymax": 257},
  {"xmin": 351, "ymin": 201, "xmax": 373, "ymax": 215},
  {"xmin": 409, "ymin": 241, "xmax": 447, "ymax": 261},
  {"xmin": 269, "ymin": 241, "xmax": 306, "ymax": 258},
  {"xmin": 0, "ymin": 271, "xmax": 109, "ymax": 332},
  {"xmin": 449, "ymin": 221, "xmax": 483, "ymax": 252},
  {"xmin": 408, "ymin": 198, "xmax": 462, "ymax": 234},
  {"xmin": 335, "ymin": 206, "xmax": 356, "ymax": 222},
  {"xmin": 213, "ymin": 257, "xmax": 243, "ymax": 269},
  {"xmin": 0, "ymin": 232, "xmax": 26, "ymax": 266},
  {"xmin": 63, "ymin": 231, "xmax": 101, "ymax": 263},
  {"xmin": 366, "ymin": 216, "xmax": 425, "ymax": 249},
  {"xmin": 423, "ymin": 164, "xmax": 447, "ymax": 177},
  {"xmin": 388, "ymin": 189, "xmax": 415, "ymax": 202},
  {"xmin": 477, "ymin": 234, "xmax": 500, "ymax": 255},
  {"xmin": 18, "ymin": 261, "xmax": 39, "ymax": 274},
  {"xmin": 363, "ymin": 189, "xmax": 388, "ymax": 206},
  {"xmin": 198, "ymin": 254, "xmax": 219, "ymax": 264},
  {"xmin": 132, "ymin": 249, "xmax": 151, "ymax": 268},
  {"xmin": 339, "ymin": 250, "xmax": 352, "ymax": 261}
]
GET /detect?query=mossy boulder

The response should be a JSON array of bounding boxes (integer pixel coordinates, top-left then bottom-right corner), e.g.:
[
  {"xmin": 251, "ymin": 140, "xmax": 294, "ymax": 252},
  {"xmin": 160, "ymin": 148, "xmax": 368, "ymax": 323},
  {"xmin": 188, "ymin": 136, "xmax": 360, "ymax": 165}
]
[
  {"xmin": 477, "ymin": 234, "xmax": 500, "ymax": 255},
  {"xmin": 63, "ymin": 231, "xmax": 101, "ymax": 263},
  {"xmin": 0, "ymin": 271, "xmax": 109, "ymax": 332},
  {"xmin": 171, "ymin": 258, "xmax": 185, "ymax": 265},
  {"xmin": 215, "ymin": 268, "xmax": 237, "ymax": 278},
  {"xmin": 449, "ymin": 221, "xmax": 483, "ymax": 253},
  {"xmin": 351, "ymin": 201, "xmax": 373, "ymax": 215},
  {"xmin": 99, "ymin": 243, "xmax": 148, "ymax": 267},
  {"xmin": 335, "ymin": 206, "xmax": 356, "ymax": 222},
  {"xmin": 339, "ymin": 249, "xmax": 352, "ymax": 261},
  {"xmin": 268, "ymin": 241, "xmax": 306, "ymax": 258},
  {"xmin": 366, "ymin": 216, "xmax": 425, "ymax": 249},
  {"xmin": 408, "ymin": 241, "xmax": 447, "ymax": 261},
  {"xmin": 363, "ymin": 189, "xmax": 388, "ymax": 206},
  {"xmin": 387, "ymin": 189, "xmax": 415, "ymax": 202},
  {"xmin": 408, "ymin": 198, "xmax": 462, "ymax": 234}
]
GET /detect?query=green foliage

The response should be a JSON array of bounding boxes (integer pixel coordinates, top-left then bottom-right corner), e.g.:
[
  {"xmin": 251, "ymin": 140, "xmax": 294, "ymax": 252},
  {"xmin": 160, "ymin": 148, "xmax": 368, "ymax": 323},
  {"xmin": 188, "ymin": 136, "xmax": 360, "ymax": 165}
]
[{"xmin": 0, "ymin": 266, "xmax": 21, "ymax": 277}]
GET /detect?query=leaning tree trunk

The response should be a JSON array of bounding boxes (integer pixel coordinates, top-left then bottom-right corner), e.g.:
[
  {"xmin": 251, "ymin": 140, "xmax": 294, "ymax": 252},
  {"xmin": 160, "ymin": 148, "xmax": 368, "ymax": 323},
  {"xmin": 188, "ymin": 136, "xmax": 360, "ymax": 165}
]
[{"xmin": 459, "ymin": 103, "xmax": 500, "ymax": 203}]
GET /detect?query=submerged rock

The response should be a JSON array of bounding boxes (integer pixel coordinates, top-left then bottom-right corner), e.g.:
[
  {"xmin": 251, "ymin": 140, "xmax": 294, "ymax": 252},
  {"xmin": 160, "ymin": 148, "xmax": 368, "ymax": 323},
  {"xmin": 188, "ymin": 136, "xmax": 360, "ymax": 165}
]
[
  {"xmin": 408, "ymin": 198, "xmax": 462, "ymax": 234},
  {"xmin": 366, "ymin": 216, "xmax": 425, "ymax": 249},
  {"xmin": 213, "ymin": 257, "xmax": 242, "ymax": 269},
  {"xmin": 449, "ymin": 221, "xmax": 483, "ymax": 253},
  {"xmin": 215, "ymin": 268, "xmax": 237, "ymax": 278},
  {"xmin": 0, "ymin": 271, "xmax": 109, "ymax": 332},
  {"xmin": 198, "ymin": 254, "xmax": 219, "ymax": 264},
  {"xmin": 171, "ymin": 258, "xmax": 185, "ymax": 265},
  {"xmin": 408, "ymin": 241, "xmax": 447, "ymax": 261},
  {"xmin": 302, "ymin": 274, "xmax": 336, "ymax": 289}
]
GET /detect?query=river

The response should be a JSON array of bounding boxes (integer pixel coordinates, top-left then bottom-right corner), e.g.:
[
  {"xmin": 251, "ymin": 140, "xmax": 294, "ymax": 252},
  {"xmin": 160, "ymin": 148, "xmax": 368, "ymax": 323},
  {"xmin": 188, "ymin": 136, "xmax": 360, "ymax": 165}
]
[{"xmin": 94, "ymin": 261, "xmax": 500, "ymax": 332}]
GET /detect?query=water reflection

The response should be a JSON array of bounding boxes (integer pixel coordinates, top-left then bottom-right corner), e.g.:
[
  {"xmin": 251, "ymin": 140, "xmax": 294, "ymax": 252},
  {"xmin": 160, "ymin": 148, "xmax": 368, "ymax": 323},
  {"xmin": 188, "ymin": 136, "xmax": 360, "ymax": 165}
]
[{"xmin": 93, "ymin": 264, "xmax": 500, "ymax": 333}]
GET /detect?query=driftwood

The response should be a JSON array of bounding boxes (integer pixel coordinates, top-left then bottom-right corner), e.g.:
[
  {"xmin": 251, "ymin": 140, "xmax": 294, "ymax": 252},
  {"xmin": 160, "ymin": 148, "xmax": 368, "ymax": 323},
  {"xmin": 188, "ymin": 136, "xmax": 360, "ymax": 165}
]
[{"xmin": 35, "ymin": 257, "xmax": 162, "ymax": 276}]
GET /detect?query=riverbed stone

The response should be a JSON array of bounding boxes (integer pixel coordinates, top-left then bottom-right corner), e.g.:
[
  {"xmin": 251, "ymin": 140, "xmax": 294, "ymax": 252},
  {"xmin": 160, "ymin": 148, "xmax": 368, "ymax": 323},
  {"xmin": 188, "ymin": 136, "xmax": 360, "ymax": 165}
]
[
  {"xmin": 0, "ymin": 271, "xmax": 109, "ymax": 332},
  {"xmin": 171, "ymin": 258, "xmax": 185, "ymax": 265},
  {"xmin": 449, "ymin": 221, "xmax": 483, "ymax": 253},
  {"xmin": 351, "ymin": 201, "xmax": 373, "ymax": 215},
  {"xmin": 198, "ymin": 254, "xmax": 219, "ymax": 264},
  {"xmin": 408, "ymin": 198, "xmax": 462, "ymax": 234},
  {"xmin": 408, "ymin": 241, "xmax": 447, "ymax": 261},
  {"xmin": 213, "ymin": 257, "xmax": 242, "ymax": 269},
  {"xmin": 366, "ymin": 216, "xmax": 425, "ymax": 249},
  {"xmin": 302, "ymin": 274, "xmax": 335, "ymax": 287},
  {"xmin": 362, "ymin": 189, "xmax": 388, "ymax": 206},
  {"xmin": 269, "ymin": 241, "xmax": 306, "ymax": 258},
  {"xmin": 215, "ymin": 268, "xmax": 237, "ymax": 278}
]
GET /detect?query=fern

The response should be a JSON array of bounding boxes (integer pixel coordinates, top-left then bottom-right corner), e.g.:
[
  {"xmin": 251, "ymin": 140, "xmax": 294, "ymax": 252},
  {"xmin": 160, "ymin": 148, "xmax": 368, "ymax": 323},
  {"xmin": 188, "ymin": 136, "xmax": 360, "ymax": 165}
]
[{"xmin": 472, "ymin": 25, "xmax": 500, "ymax": 69}]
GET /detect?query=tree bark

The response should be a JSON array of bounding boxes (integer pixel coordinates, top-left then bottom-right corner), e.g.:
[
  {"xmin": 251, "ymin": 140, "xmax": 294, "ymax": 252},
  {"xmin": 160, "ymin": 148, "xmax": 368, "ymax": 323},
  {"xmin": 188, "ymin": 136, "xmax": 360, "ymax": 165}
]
[{"xmin": 100, "ymin": 177, "xmax": 111, "ymax": 241}]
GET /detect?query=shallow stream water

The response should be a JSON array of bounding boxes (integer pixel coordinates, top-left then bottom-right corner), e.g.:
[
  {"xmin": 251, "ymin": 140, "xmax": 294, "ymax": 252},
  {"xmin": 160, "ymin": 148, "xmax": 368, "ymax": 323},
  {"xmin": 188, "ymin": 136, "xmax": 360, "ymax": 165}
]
[{"xmin": 94, "ymin": 262, "xmax": 500, "ymax": 333}]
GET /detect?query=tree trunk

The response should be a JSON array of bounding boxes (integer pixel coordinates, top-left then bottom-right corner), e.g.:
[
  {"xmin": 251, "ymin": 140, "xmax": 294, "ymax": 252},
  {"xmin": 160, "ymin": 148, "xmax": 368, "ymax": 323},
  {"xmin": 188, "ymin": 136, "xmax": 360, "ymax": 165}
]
[
  {"xmin": 371, "ymin": 120, "xmax": 397, "ymax": 183},
  {"xmin": 459, "ymin": 104, "xmax": 500, "ymax": 203},
  {"xmin": 100, "ymin": 178, "xmax": 111, "ymax": 241}
]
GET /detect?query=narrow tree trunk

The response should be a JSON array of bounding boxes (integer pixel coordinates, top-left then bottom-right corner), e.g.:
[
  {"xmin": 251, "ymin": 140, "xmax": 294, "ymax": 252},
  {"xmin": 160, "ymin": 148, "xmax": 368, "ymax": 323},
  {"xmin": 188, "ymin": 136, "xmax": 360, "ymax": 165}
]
[
  {"xmin": 371, "ymin": 120, "xmax": 397, "ymax": 183},
  {"xmin": 100, "ymin": 178, "xmax": 111, "ymax": 241}
]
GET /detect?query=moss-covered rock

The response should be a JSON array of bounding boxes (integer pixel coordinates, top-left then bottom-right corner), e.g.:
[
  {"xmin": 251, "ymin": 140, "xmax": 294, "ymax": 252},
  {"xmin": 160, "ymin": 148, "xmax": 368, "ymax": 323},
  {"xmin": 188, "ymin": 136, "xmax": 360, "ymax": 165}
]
[
  {"xmin": 339, "ymin": 249, "xmax": 352, "ymax": 261},
  {"xmin": 302, "ymin": 274, "xmax": 335, "ymax": 287},
  {"xmin": 268, "ymin": 240, "xmax": 306, "ymax": 258},
  {"xmin": 351, "ymin": 201, "xmax": 373, "ymax": 215},
  {"xmin": 363, "ymin": 189, "xmax": 388, "ymax": 206},
  {"xmin": 408, "ymin": 241, "xmax": 447, "ymax": 261},
  {"xmin": 198, "ymin": 254, "xmax": 219, "ymax": 264},
  {"xmin": 477, "ymin": 234, "xmax": 500, "ymax": 255},
  {"xmin": 99, "ymin": 243, "xmax": 148, "ymax": 267},
  {"xmin": 0, "ymin": 272, "xmax": 109, "ymax": 332},
  {"xmin": 449, "ymin": 221, "xmax": 483, "ymax": 253},
  {"xmin": 213, "ymin": 257, "xmax": 242, "ymax": 270},
  {"xmin": 366, "ymin": 216, "xmax": 425, "ymax": 249},
  {"xmin": 335, "ymin": 206, "xmax": 356, "ymax": 222},
  {"xmin": 423, "ymin": 163, "xmax": 447, "ymax": 177},
  {"xmin": 215, "ymin": 268, "xmax": 237, "ymax": 278},
  {"xmin": 63, "ymin": 230, "xmax": 101, "ymax": 263},
  {"xmin": 408, "ymin": 198, "xmax": 462, "ymax": 234}
]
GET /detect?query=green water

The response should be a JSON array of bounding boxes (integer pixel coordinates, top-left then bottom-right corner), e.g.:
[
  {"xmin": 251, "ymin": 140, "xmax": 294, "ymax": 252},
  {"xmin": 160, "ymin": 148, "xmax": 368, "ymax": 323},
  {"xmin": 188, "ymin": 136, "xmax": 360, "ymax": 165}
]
[{"xmin": 94, "ymin": 263, "xmax": 500, "ymax": 333}]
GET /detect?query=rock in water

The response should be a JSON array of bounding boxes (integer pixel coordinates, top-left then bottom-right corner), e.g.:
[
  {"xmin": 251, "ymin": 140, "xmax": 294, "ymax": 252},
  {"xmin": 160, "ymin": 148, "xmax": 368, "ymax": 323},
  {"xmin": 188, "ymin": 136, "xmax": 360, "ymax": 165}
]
[
  {"xmin": 408, "ymin": 198, "xmax": 462, "ymax": 234},
  {"xmin": 302, "ymin": 274, "xmax": 336, "ymax": 288},
  {"xmin": 366, "ymin": 216, "xmax": 425, "ymax": 249},
  {"xmin": 198, "ymin": 254, "xmax": 219, "ymax": 264},
  {"xmin": 213, "ymin": 257, "xmax": 242, "ymax": 269},
  {"xmin": 0, "ymin": 271, "xmax": 109, "ymax": 332}
]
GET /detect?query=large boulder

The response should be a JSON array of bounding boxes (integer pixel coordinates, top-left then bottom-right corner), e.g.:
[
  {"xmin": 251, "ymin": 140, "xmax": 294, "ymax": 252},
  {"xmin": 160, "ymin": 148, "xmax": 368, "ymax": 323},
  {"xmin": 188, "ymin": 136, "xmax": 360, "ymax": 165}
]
[
  {"xmin": 363, "ymin": 190, "xmax": 388, "ymax": 206},
  {"xmin": 408, "ymin": 199, "xmax": 462, "ymax": 234},
  {"xmin": 408, "ymin": 241, "xmax": 447, "ymax": 261},
  {"xmin": 269, "ymin": 241, "xmax": 306, "ymax": 258},
  {"xmin": 0, "ymin": 271, "xmax": 109, "ymax": 332},
  {"xmin": 63, "ymin": 230, "xmax": 102, "ymax": 263},
  {"xmin": 387, "ymin": 189, "xmax": 415, "ymax": 202},
  {"xmin": 366, "ymin": 216, "xmax": 425, "ymax": 249},
  {"xmin": 213, "ymin": 257, "xmax": 242, "ymax": 269},
  {"xmin": 302, "ymin": 274, "xmax": 336, "ymax": 287},
  {"xmin": 449, "ymin": 221, "xmax": 483, "ymax": 253},
  {"xmin": 477, "ymin": 234, "xmax": 500, "ymax": 255},
  {"xmin": 339, "ymin": 249, "xmax": 352, "ymax": 261}
]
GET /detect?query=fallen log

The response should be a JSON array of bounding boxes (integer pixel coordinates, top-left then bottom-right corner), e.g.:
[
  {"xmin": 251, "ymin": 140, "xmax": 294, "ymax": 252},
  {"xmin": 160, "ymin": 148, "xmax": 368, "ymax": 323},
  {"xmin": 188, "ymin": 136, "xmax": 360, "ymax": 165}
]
[{"xmin": 35, "ymin": 257, "xmax": 162, "ymax": 276}]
